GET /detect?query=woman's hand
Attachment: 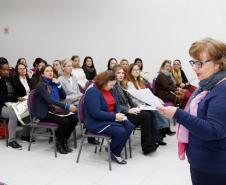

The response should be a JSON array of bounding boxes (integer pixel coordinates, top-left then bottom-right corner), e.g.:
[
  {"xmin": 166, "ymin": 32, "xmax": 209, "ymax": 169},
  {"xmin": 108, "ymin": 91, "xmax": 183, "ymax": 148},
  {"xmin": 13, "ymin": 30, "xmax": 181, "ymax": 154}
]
[
  {"xmin": 69, "ymin": 105, "xmax": 77, "ymax": 112},
  {"xmin": 116, "ymin": 113, "xmax": 126, "ymax": 122},
  {"xmin": 157, "ymin": 106, "xmax": 177, "ymax": 119},
  {"xmin": 18, "ymin": 97, "xmax": 25, "ymax": 102},
  {"xmin": 52, "ymin": 78, "xmax": 59, "ymax": 84},
  {"xmin": 128, "ymin": 108, "xmax": 141, "ymax": 115}
]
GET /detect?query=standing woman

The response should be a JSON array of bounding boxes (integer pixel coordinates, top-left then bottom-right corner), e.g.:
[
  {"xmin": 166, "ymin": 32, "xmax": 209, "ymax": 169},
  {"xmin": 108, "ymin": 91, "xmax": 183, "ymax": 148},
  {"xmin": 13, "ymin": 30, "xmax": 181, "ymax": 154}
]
[
  {"xmin": 82, "ymin": 56, "xmax": 97, "ymax": 80},
  {"xmin": 158, "ymin": 38, "xmax": 226, "ymax": 185},
  {"xmin": 33, "ymin": 65, "xmax": 78, "ymax": 154},
  {"xmin": 84, "ymin": 70, "xmax": 134, "ymax": 164}
]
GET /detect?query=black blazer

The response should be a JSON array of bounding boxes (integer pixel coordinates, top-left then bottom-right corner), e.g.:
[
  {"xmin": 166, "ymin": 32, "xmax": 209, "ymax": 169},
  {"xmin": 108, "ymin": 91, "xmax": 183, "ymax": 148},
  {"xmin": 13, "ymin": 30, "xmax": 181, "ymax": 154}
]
[
  {"xmin": 13, "ymin": 75, "xmax": 32, "ymax": 94},
  {"xmin": 0, "ymin": 77, "xmax": 26, "ymax": 113}
]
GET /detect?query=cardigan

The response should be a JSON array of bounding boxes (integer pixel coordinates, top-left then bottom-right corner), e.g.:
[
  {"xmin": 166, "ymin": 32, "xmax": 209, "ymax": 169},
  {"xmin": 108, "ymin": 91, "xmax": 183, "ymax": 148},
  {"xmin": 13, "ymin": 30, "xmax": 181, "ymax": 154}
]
[
  {"xmin": 58, "ymin": 74, "xmax": 82, "ymax": 105},
  {"xmin": 174, "ymin": 80, "xmax": 226, "ymax": 174},
  {"xmin": 32, "ymin": 81, "xmax": 67, "ymax": 119},
  {"xmin": 84, "ymin": 85, "xmax": 121, "ymax": 133}
]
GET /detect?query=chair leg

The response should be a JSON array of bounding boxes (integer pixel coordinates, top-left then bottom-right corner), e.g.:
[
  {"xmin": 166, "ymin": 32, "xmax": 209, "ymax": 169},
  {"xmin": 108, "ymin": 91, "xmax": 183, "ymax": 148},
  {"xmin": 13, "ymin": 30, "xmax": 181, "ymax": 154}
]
[
  {"xmin": 106, "ymin": 139, "xmax": 112, "ymax": 171},
  {"xmin": 73, "ymin": 129, "xmax": 77, "ymax": 148},
  {"xmin": 28, "ymin": 126, "xmax": 35, "ymax": 151},
  {"xmin": 5, "ymin": 122, "xmax": 8, "ymax": 147},
  {"xmin": 94, "ymin": 138, "xmax": 100, "ymax": 153},
  {"xmin": 53, "ymin": 129, "xmax": 57, "ymax": 158},
  {"xmin": 173, "ymin": 118, "xmax": 176, "ymax": 126},
  {"xmin": 129, "ymin": 137, "xmax": 132, "ymax": 158},
  {"xmin": 124, "ymin": 142, "xmax": 128, "ymax": 159},
  {"xmin": 76, "ymin": 137, "xmax": 85, "ymax": 163},
  {"xmin": 99, "ymin": 138, "xmax": 104, "ymax": 152}
]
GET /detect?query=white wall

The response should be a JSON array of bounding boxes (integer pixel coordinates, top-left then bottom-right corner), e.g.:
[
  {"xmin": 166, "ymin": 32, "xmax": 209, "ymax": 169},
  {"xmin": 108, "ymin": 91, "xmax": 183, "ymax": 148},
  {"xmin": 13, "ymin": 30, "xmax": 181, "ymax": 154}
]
[{"xmin": 1, "ymin": 0, "xmax": 226, "ymax": 84}]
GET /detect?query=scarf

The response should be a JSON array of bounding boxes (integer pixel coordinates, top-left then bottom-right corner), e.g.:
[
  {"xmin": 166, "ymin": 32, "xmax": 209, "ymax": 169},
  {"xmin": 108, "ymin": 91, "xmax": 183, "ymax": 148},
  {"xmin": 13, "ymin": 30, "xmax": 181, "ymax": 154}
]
[
  {"xmin": 162, "ymin": 70, "xmax": 176, "ymax": 86},
  {"xmin": 43, "ymin": 77, "xmax": 60, "ymax": 101},
  {"xmin": 177, "ymin": 70, "xmax": 226, "ymax": 160},
  {"xmin": 172, "ymin": 69, "xmax": 182, "ymax": 86}
]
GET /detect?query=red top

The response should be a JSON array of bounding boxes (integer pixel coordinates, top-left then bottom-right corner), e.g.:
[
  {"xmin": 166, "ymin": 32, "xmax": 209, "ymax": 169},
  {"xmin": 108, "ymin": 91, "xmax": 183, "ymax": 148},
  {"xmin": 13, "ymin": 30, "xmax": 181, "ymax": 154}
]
[{"xmin": 101, "ymin": 89, "xmax": 115, "ymax": 112}]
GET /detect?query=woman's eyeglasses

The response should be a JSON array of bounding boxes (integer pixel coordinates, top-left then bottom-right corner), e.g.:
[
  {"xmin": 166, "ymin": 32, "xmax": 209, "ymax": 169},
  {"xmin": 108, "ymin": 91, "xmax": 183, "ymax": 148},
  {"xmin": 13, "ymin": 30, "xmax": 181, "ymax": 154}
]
[{"xmin": 189, "ymin": 60, "xmax": 211, "ymax": 69}]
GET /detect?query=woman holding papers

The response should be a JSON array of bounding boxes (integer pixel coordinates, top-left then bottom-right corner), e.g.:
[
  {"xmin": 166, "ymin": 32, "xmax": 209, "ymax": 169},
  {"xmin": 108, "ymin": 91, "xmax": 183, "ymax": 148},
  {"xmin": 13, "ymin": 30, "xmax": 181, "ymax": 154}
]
[
  {"xmin": 113, "ymin": 65, "xmax": 158, "ymax": 154},
  {"xmin": 158, "ymin": 38, "xmax": 226, "ymax": 185},
  {"xmin": 84, "ymin": 70, "xmax": 134, "ymax": 164},
  {"xmin": 126, "ymin": 64, "xmax": 172, "ymax": 144}
]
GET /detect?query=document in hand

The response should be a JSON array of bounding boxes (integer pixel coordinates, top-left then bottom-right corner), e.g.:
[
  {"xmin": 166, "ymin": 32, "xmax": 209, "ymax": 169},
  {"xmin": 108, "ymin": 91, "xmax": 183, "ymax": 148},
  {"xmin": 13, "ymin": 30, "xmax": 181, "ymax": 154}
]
[
  {"xmin": 127, "ymin": 88, "xmax": 163, "ymax": 109},
  {"xmin": 5, "ymin": 96, "xmax": 29, "ymax": 125}
]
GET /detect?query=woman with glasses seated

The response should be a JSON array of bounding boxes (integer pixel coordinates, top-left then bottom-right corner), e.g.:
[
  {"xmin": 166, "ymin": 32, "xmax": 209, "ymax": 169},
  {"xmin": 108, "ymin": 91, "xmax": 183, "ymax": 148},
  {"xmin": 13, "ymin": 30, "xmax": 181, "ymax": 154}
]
[
  {"xmin": 158, "ymin": 38, "xmax": 226, "ymax": 185},
  {"xmin": 84, "ymin": 70, "xmax": 134, "ymax": 164}
]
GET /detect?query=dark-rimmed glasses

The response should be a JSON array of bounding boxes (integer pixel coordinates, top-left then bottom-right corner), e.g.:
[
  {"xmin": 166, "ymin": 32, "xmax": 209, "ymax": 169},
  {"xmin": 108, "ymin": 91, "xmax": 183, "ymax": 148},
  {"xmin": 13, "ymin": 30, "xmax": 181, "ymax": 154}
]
[{"xmin": 189, "ymin": 60, "xmax": 212, "ymax": 69}]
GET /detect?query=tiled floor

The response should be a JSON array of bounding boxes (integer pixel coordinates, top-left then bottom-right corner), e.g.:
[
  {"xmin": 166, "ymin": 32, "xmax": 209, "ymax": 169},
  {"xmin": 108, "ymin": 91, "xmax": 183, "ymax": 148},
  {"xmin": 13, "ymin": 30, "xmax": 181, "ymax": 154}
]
[{"xmin": 0, "ymin": 128, "xmax": 192, "ymax": 185}]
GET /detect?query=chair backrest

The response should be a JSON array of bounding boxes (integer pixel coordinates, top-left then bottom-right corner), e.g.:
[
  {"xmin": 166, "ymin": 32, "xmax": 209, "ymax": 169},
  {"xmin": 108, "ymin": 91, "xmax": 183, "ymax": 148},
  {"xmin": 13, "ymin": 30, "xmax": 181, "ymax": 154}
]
[
  {"xmin": 152, "ymin": 78, "xmax": 157, "ymax": 95},
  {"xmin": 78, "ymin": 95, "xmax": 85, "ymax": 123},
  {"xmin": 27, "ymin": 89, "xmax": 38, "ymax": 121}
]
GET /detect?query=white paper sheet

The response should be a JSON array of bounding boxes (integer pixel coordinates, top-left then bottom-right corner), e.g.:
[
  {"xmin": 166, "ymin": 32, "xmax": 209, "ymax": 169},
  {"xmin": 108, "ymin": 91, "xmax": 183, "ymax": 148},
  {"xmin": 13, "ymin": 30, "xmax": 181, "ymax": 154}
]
[{"xmin": 127, "ymin": 88, "xmax": 163, "ymax": 109}]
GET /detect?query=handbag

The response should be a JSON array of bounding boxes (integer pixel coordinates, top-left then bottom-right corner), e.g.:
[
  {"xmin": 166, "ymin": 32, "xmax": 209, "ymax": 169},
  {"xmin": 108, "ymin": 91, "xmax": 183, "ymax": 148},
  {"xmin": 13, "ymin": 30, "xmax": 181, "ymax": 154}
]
[{"xmin": 49, "ymin": 105, "xmax": 69, "ymax": 115}]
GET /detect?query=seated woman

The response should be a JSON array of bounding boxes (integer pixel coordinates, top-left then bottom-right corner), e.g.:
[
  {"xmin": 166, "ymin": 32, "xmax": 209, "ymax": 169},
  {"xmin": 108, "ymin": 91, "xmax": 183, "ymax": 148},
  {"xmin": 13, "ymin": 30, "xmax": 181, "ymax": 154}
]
[
  {"xmin": 127, "ymin": 63, "xmax": 174, "ymax": 140},
  {"xmin": 31, "ymin": 59, "xmax": 47, "ymax": 89},
  {"xmin": 82, "ymin": 56, "xmax": 97, "ymax": 81},
  {"xmin": 71, "ymin": 55, "xmax": 90, "ymax": 92},
  {"xmin": 14, "ymin": 63, "xmax": 34, "ymax": 142},
  {"xmin": 120, "ymin": 59, "xmax": 129, "ymax": 75},
  {"xmin": 155, "ymin": 60, "xmax": 186, "ymax": 107},
  {"xmin": 58, "ymin": 59, "xmax": 82, "ymax": 106},
  {"xmin": 0, "ymin": 57, "xmax": 27, "ymax": 149},
  {"xmin": 52, "ymin": 59, "xmax": 63, "ymax": 78},
  {"xmin": 172, "ymin": 59, "xmax": 189, "ymax": 88},
  {"xmin": 172, "ymin": 59, "xmax": 196, "ymax": 104},
  {"xmin": 59, "ymin": 59, "xmax": 98, "ymax": 145},
  {"xmin": 84, "ymin": 70, "xmax": 134, "ymax": 164},
  {"xmin": 107, "ymin": 58, "xmax": 118, "ymax": 71},
  {"xmin": 112, "ymin": 65, "xmax": 158, "ymax": 154},
  {"xmin": 32, "ymin": 65, "xmax": 78, "ymax": 154}
]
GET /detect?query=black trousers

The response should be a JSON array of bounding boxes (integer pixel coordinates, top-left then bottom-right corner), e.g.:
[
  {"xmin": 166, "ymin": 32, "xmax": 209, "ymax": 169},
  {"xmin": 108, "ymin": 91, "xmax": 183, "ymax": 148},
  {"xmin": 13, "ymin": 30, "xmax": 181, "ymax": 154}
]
[
  {"xmin": 190, "ymin": 167, "xmax": 226, "ymax": 185},
  {"xmin": 126, "ymin": 110, "xmax": 156, "ymax": 152},
  {"xmin": 40, "ymin": 113, "xmax": 78, "ymax": 142}
]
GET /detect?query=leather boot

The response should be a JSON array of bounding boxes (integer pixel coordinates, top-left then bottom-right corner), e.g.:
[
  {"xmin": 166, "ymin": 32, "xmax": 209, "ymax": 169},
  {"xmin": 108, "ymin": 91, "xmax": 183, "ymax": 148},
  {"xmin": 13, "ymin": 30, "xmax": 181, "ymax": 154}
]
[
  {"xmin": 63, "ymin": 139, "xmax": 73, "ymax": 153},
  {"xmin": 56, "ymin": 141, "xmax": 68, "ymax": 154}
]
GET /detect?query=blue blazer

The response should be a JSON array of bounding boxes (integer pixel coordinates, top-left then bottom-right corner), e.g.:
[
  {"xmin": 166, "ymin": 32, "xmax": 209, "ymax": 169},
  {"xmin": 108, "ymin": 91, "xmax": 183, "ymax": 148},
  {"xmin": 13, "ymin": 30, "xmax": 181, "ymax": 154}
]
[
  {"xmin": 174, "ymin": 80, "xmax": 226, "ymax": 174},
  {"xmin": 32, "ymin": 81, "xmax": 67, "ymax": 119},
  {"xmin": 84, "ymin": 86, "xmax": 122, "ymax": 133}
]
